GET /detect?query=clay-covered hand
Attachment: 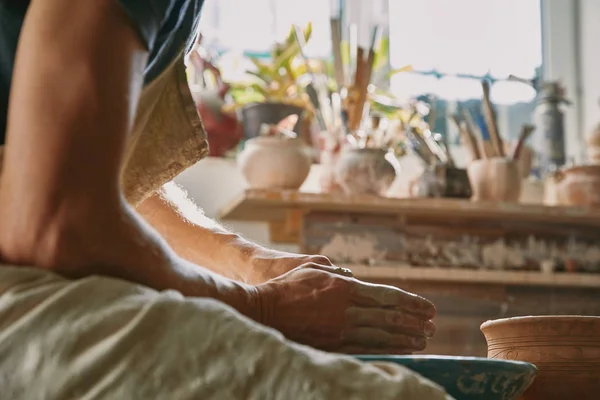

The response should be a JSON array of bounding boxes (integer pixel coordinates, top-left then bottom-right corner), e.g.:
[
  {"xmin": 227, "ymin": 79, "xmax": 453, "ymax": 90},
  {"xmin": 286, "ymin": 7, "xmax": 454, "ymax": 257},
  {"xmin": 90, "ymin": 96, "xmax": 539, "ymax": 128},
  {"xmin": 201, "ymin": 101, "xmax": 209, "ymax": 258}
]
[{"xmin": 254, "ymin": 263, "xmax": 436, "ymax": 354}]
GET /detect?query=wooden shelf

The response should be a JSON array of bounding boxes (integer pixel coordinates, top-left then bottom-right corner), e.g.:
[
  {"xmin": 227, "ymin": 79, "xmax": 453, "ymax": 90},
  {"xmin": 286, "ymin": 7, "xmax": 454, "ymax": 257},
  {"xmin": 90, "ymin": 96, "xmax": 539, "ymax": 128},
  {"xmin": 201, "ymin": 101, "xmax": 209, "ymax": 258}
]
[
  {"xmin": 349, "ymin": 265, "xmax": 600, "ymax": 289},
  {"xmin": 220, "ymin": 189, "xmax": 600, "ymax": 227}
]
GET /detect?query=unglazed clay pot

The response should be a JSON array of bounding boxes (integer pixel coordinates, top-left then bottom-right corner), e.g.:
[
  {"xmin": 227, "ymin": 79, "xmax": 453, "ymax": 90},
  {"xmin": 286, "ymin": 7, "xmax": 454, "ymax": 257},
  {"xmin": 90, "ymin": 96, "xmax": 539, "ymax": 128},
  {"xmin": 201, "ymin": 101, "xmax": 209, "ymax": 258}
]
[
  {"xmin": 555, "ymin": 164, "xmax": 600, "ymax": 207},
  {"xmin": 238, "ymin": 136, "xmax": 312, "ymax": 190},
  {"xmin": 335, "ymin": 148, "xmax": 398, "ymax": 196},
  {"xmin": 481, "ymin": 316, "xmax": 600, "ymax": 400},
  {"xmin": 586, "ymin": 101, "xmax": 600, "ymax": 163},
  {"xmin": 467, "ymin": 158, "xmax": 521, "ymax": 202}
]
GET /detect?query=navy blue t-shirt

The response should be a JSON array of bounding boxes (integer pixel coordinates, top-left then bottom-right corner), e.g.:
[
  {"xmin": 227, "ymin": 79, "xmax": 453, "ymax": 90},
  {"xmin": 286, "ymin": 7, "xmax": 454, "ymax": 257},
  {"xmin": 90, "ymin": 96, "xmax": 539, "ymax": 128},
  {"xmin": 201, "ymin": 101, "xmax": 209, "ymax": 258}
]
[{"xmin": 0, "ymin": 0, "xmax": 203, "ymax": 145}]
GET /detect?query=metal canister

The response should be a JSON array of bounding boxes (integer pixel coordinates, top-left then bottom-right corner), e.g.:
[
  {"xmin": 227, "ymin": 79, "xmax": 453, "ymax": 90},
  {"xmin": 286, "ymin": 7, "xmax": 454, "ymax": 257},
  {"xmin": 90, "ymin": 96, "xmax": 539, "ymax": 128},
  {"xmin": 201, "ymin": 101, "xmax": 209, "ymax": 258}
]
[{"xmin": 533, "ymin": 82, "xmax": 570, "ymax": 175}]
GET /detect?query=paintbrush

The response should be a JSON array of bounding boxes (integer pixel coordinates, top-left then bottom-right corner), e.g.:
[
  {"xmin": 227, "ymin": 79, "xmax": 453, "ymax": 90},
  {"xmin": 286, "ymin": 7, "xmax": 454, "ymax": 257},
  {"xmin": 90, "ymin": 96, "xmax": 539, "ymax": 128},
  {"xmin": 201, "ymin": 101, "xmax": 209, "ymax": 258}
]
[
  {"xmin": 512, "ymin": 124, "xmax": 535, "ymax": 160},
  {"xmin": 349, "ymin": 26, "xmax": 382, "ymax": 133},
  {"xmin": 428, "ymin": 95, "xmax": 437, "ymax": 132},
  {"xmin": 293, "ymin": 25, "xmax": 328, "ymax": 131},
  {"xmin": 329, "ymin": 18, "xmax": 345, "ymax": 89},
  {"xmin": 480, "ymin": 80, "xmax": 504, "ymax": 157},
  {"xmin": 348, "ymin": 24, "xmax": 358, "ymax": 84},
  {"xmin": 459, "ymin": 108, "xmax": 486, "ymax": 159},
  {"xmin": 347, "ymin": 47, "xmax": 365, "ymax": 131},
  {"xmin": 407, "ymin": 127, "xmax": 436, "ymax": 165},
  {"xmin": 451, "ymin": 114, "xmax": 479, "ymax": 161}
]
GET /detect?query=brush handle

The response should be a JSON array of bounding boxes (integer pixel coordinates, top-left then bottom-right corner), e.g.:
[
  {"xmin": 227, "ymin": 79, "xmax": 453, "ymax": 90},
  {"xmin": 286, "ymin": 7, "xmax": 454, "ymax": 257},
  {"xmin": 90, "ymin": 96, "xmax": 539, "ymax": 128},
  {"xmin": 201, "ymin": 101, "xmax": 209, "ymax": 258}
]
[
  {"xmin": 330, "ymin": 19, "xmax": 345, "ymax": 89},
  {"xmin": 512, "ymin": 124, "xmax": 535, "ymax": 160},
  {"xmin": 458, "ymin": 121, "xmax": 480, "ymax": 161},
  {"xmin": 481, "ymin": 80, "xmax": 504, "ymax": 157}
]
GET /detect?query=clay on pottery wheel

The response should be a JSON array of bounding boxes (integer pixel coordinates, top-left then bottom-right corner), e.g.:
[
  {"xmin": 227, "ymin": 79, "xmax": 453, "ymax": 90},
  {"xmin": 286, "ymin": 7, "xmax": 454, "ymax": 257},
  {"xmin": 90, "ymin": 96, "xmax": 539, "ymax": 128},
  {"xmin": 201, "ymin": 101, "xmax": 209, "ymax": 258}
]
[
  {"xmin": 335, "ymin": 148, "xmax": 397, "ymax": 196},
  {"xmin": 355, "ymin": 355, "xmax": 537, "ymax": 400},
  {"xmin": 555, "ymin": 164, "xmax": 600, "ymax": 207},
  {"xmin": 467, "ymin": 158, "xmax": 521, "ymax": 202},
  {"xmin": 481, "ymin": 316, "xmax": 600, "ymax": 400},
  {"xmin": 237, "ymin": 136, "xmax": 312, "ymax": 190}
]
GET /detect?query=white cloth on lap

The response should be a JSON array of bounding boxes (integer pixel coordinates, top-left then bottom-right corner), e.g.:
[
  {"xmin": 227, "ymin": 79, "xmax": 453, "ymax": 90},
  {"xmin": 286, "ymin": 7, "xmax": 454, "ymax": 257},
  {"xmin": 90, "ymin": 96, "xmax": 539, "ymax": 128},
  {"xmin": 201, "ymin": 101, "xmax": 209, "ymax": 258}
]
[{"xmin": 0, "ymin": 266, "xmax": 452, "ymax": 400}]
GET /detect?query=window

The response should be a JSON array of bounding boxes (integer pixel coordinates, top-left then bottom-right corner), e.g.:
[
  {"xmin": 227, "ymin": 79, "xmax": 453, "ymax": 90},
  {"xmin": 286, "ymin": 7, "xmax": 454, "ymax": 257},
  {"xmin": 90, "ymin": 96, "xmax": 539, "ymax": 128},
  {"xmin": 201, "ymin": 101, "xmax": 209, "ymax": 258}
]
[
  {"xmin": 198, "ymin": 0, "xmax": 334, "ymax": 58},
  {"xmin": 387, "ymin": 0, "xmax": 543, "ymax": 142}
]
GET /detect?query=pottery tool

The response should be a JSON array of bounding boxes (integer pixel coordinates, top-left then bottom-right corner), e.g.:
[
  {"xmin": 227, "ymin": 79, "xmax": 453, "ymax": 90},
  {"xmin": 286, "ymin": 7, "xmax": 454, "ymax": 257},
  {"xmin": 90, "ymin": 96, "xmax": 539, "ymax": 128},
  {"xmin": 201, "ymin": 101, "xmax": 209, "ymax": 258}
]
[
  {"xmin": 428, "ymin": 96, "xmax": 453, "ymax": 165},
  {"xmin": 330, "ymin": 92, "xmax": 344, "ymax": 131},
  {"xmin": 461, "ymin": 108, "xmax": 490, "ymax": 159},
  {"xmin": 451, "ymin": 114, "xmax": 479, "ymax": 161},
  {"xmin": 423, "ymin": 129, "xmax": 448, "ymax": 164},
  {"xmin": 456, "ymin": 110, "xmax": 482, "ymax": 160},
  {"xmin": 348, "ymin": 24, "xmax": 358, "ymax": 84},
  {"xmin": 293, "ymin": 25, "xmax": 328, "ymax": 131},
  {"xmin": 349, "ymin": 25, "xmax": 382, "ymax": 133},
  {"xmin": 512, "ymin": 124, "xmax": 535, "ymax": 160},
  {"xmin": 347, "ymin": 46, "xmax": 366, "ymax": 132},
  {"xmin": 428, "ymin": 96, "xmax": 437, "ymax": 132},
  {"xmin": 480, "ymin": 80, "xmax": 504, "ymax": 157},
  {"xmin": 329, "ymin": 18, "xmax": 345, "ymax": 88},
  {"xmin": 408, "ymin": 127, "xmax": 437, "ymax": 165},
  {"xmin": 407, "ymin": 128, "xmax": 436, "ymax": 165},
  {"xmin": 475, "ymin": 112, "xmax": 495, "ymax": 159}
]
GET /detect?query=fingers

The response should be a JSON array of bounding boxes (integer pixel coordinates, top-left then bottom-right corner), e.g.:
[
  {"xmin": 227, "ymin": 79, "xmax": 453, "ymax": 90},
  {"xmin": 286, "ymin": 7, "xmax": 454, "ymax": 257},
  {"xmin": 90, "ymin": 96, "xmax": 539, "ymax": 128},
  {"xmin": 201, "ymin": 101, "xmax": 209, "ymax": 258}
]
[
  {"xmin": 343, "ymin": 327, "xmax": 428, "ymax": 352},
  {"xmin": 346, "ymin": 306, "xmax": 436, "ymax": 338},
  {"xmin": 353, "ymin": 282, "xmax": 436, "ymax": 319},
  {"xmin": 300, "ymin": 260, "xmax": 354, "ymax": 278}
]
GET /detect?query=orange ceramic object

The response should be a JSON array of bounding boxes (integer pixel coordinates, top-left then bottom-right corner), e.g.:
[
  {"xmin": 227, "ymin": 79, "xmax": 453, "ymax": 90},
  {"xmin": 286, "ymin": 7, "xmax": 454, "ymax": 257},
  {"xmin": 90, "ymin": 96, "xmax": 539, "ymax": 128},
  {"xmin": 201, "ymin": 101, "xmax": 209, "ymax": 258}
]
[
  {"xmin": 481, "ymin": 316, "xmax": 600, "ymax": 400},
  {"xmin": 555, "ymin": 164, "xmax": 600, "ymax": 207}
]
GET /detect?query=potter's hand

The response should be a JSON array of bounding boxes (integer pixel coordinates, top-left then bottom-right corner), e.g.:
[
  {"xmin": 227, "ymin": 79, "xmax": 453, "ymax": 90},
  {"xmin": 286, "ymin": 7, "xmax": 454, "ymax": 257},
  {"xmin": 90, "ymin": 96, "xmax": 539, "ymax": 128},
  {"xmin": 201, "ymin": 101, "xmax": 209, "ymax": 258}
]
[
  {"xmin": 255, "ymin": 264, "xmax": 436, "ymax": 354},
  {"xmin": 250, "ymin": 252, "xmax": 340, "ymax": 282}
]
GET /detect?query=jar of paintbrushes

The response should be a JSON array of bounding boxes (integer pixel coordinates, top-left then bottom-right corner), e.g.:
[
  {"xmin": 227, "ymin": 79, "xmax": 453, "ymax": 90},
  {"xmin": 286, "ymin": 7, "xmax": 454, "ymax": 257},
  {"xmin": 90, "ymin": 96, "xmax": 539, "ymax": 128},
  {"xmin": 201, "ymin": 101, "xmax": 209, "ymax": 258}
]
[
  {"xmin": 334, "ymin": 116, "xmax": 403, "ymax": 196},
  {"xmin": 456, "ymin": 80, "xmax": 535, "ymax": 203},
  {"xmin": 299, "ymin": 21, "xmax": 402, "ymax": 196}
]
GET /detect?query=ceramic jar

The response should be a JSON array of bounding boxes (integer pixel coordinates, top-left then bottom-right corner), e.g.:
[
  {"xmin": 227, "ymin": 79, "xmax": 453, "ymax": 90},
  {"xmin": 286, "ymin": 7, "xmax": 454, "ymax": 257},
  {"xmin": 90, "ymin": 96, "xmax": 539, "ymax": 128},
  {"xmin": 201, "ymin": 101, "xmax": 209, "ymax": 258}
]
[
  {"xmin": 586, "ymin": 101, "xmax": 600, "ymax": 163},
  {"xmin": 588, "ymin": 128, "xmax": 600, "ymax": 163},
  {"xmin": 238, "ymin": 137, "xmax": 312, "ymax": 190},
  {"xmin": 335, "ymin": 148, "xmax": 398, "ymax": 196},
  {"xmin": 467, "ymin": 157, "xmax": 521, "ymax": 202},
  {"xmin": 555, "ymin": 164, "xmax": 600, "ymax": 207},
  {"xmin": 481, "ymin": 316, "xmax": 600, "ymax": 400}
]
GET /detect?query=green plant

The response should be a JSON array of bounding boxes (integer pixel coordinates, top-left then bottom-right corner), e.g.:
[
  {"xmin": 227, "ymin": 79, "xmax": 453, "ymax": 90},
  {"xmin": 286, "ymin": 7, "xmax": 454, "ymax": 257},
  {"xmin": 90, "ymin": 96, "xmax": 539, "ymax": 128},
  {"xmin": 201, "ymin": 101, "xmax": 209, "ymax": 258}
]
[{"xmin": 226, "ymin": 23, "xmax": 314, "ymax": 109}]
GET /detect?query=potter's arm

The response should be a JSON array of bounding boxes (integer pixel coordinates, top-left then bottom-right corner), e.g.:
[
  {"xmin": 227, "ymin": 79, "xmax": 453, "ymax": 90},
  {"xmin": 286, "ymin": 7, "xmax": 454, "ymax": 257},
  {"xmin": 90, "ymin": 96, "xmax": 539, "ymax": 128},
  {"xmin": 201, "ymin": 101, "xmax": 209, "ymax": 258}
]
[
  {"xmin": 0, "ymin": 0, "xmax": 258, "ymax": 320},
  {"xmin": 136, "ymin": 182, "xmax": 299, "ymax": 284}
]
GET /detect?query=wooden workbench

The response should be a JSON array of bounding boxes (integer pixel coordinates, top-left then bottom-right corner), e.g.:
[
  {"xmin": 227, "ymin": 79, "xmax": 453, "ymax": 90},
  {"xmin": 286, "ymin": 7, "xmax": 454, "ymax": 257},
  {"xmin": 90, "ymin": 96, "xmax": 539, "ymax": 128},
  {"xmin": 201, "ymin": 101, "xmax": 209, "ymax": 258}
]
[{"xmin": 220, "ymin": 189, "xmax": 600, "ymax": 356}]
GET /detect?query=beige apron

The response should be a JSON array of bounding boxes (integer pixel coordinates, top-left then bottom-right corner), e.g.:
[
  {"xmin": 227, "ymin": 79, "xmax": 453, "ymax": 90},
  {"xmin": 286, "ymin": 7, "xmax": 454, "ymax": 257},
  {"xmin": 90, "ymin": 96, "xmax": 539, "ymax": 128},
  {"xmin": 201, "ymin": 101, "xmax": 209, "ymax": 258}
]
[
  {"xmin": 0, "ymin": 49, "xmax": 209, "ymax": 207},
  {"xmin": 0, "ymin": 265, "xmax": 451, "ymax": 400}
]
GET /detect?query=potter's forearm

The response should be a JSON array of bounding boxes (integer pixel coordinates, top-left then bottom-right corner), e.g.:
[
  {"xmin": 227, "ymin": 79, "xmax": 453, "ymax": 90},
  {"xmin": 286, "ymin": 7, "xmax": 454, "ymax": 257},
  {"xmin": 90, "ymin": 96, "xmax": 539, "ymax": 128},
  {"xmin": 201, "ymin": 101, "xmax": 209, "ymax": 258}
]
[
  {"xmin": 0, "ymin": 1, "xmax": 257, "ymax": 321},
  {"xmin": 136, "ymin": 183, "xmax": 269, "ymax": 283}
]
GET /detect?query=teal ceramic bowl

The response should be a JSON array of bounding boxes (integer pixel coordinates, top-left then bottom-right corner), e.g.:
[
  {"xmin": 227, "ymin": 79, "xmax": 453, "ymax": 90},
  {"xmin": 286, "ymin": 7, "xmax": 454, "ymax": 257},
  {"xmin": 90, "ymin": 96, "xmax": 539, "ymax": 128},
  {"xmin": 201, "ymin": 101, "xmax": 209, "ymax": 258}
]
[{"xmin": 356, "ymin": 355, "xmax": 537, "ymax": 400}]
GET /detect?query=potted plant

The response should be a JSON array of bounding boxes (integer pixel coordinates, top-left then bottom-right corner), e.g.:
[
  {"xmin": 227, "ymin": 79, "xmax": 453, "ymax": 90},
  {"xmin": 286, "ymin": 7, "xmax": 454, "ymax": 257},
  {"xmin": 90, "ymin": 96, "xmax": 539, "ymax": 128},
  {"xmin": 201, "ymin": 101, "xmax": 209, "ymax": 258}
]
[{"xmin": 223, "ymin": 23, "xmax": 318, "ymax": 145}]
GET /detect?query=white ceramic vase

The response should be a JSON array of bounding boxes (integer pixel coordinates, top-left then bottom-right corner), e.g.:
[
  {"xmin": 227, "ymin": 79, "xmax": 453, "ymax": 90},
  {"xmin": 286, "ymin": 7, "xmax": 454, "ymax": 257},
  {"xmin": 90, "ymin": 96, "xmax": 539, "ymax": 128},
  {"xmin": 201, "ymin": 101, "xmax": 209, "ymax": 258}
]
[{"xmin": 238, "ymin": 137, "xmax": 312, "ymax": 190}]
